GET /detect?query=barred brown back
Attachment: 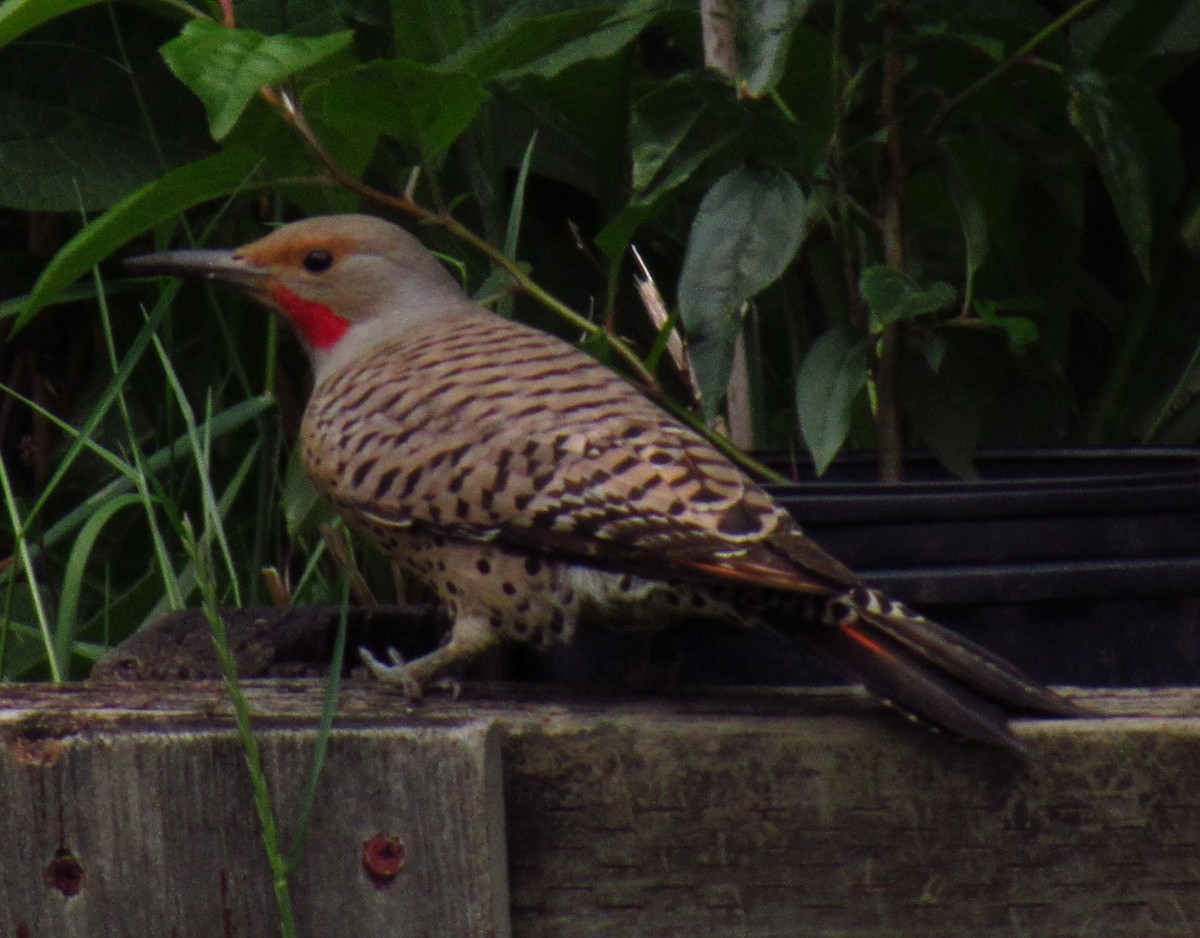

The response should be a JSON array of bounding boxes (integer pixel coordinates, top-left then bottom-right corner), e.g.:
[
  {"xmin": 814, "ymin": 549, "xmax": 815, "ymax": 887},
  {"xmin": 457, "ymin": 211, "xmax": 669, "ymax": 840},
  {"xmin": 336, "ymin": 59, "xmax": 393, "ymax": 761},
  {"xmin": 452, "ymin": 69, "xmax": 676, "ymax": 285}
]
[{"xmin": 302, "ymin": 307, "xmax": 853, "ymax": 591}]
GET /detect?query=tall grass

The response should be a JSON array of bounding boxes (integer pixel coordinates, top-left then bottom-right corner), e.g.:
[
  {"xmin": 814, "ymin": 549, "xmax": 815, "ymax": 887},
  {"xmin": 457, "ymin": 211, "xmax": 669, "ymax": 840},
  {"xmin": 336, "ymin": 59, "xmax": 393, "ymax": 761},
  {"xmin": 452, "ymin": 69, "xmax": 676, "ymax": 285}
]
[
  {"xmin": 0, "ymin": 264, "xmax": 297, "ymax": 678},
  {"xmin": 0, "ymin": 242, "xmax": 351, "ymax": 931}
]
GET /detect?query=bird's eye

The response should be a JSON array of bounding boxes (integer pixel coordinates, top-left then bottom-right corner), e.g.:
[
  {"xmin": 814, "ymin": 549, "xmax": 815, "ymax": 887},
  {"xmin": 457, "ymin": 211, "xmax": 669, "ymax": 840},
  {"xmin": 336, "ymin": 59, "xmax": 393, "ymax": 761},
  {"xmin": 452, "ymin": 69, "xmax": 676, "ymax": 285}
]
[{"xmin": 303, "ymin": 249, "xmax": 334, "ymax": 273}]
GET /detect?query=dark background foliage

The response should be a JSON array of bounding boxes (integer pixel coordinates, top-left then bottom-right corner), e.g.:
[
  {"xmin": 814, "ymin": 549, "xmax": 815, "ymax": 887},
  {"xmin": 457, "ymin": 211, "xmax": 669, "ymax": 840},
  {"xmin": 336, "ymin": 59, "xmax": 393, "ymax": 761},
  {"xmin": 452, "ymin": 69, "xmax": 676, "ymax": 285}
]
[{"xmin": 2, "ymin": 0, "xmax": 1200, "ymax": 678}]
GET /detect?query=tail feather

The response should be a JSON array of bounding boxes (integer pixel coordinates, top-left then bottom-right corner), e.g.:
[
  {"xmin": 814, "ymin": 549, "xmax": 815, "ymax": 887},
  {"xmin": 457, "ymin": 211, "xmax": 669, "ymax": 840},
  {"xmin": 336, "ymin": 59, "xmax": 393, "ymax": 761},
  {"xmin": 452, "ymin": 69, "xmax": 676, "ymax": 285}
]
[{"xmin": 790, "ymin": 587, "xmax": 1088, "ymax": 750}]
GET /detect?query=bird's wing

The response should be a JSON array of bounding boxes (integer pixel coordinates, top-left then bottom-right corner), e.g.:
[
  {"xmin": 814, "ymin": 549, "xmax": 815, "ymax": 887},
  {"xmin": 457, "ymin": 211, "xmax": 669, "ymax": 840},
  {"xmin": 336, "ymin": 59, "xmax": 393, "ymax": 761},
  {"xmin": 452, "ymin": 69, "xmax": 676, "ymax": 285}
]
[
  {"xmin": 309, "ymin": 355, "xmax": 858, "ymax": 595},
  {"xmin": 504, "ymin": 417, "xmax": 862, "ymax": 593},
  {"xmin": 301, "ymin": 311, "xmax": 857, "ymax": 593}
]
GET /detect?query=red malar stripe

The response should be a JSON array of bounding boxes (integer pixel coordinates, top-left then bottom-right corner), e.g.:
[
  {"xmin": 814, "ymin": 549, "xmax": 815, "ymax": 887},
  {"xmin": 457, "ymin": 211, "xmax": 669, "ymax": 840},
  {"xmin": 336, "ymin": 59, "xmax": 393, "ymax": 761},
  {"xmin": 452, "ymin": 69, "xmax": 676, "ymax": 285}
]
[{"xmin": 269, "ymin": 283, "xmax": 350, "ymax": 349}]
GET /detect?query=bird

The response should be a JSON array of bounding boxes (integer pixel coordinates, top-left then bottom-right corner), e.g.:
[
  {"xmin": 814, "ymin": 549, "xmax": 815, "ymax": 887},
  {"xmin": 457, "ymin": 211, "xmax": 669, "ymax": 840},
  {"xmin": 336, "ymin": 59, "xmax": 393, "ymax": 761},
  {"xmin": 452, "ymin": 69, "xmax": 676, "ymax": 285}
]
[{"xmin": 125, "ymin": 213, "xmax": 1086, "ymax": 749}]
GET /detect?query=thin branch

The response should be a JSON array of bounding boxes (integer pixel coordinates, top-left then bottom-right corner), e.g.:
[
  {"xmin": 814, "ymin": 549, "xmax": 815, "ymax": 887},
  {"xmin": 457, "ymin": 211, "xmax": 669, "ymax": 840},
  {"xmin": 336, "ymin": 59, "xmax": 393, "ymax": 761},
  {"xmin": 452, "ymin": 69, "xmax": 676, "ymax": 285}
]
[
  {"xmin": 926, "ymin": 0, "xmax": 1108, "ymax": 137},
  {"xmin": 275, "ymin": 92, "xmax": 658, "ymax": 387},
  {"xmin": 875, "ymin": 0, "xmax": 908, "ymax": 482},
  {"xmin": 828, "ymin": 0, "xmax": 867, "ymax": 333}
]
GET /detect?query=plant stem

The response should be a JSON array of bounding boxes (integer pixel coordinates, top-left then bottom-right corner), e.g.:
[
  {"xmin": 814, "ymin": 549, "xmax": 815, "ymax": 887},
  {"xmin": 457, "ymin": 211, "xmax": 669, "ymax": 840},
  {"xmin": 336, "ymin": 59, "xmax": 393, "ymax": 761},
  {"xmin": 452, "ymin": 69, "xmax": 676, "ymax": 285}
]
[
  {"xmin": 876, "ymin": 0, "xmax": 908, "ymax": 482},
  {"xmin": 0, "ymin": 455, "xmax": 60, "ymax": 680},
  {"xmin": 828, "ymin": 0, "xmax": 867, "ymax": 334},
  {"xmin": 284, "ymin": 573, "xmax": 349, "ymax": 873},
  {"xmin": 926, "ymin": 0, "xmax": 1108, "ymax": 137},
  {"xmin": 273, "ymin": 92, "xmax": 657, "ymax": 392},
  {"xmin": 187, "ymin": 522, "xmax": 296, "ymax": 938}
]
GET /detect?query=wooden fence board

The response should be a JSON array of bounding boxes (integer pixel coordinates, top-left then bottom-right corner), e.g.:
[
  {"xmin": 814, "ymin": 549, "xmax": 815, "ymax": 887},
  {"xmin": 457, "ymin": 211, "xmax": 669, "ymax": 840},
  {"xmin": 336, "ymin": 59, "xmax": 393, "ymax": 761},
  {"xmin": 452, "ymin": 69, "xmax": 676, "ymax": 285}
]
[
  {"xmin": 1, "ymin": 687, "xmax": 508, "ymax": 938},
  {"xmin": 1, "ymin": 683, "xmax": 1197, "ymax": 937}
]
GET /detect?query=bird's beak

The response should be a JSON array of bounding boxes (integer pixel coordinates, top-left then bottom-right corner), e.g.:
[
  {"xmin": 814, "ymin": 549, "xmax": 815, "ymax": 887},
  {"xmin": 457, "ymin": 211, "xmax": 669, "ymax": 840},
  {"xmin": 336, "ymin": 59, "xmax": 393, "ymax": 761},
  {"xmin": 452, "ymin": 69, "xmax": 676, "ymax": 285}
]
[{"xmin": 124, "ymin": 248, "xmax": 270, "ymax": 292}]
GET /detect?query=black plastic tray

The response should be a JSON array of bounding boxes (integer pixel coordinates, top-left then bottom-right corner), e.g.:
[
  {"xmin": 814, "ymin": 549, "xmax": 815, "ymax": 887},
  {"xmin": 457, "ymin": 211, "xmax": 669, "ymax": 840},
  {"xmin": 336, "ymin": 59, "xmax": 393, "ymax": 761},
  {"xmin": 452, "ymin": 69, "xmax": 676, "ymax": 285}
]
[
  {"xmin": 767, "ymin": 448, "xmax": 1200, "ymax": 685},
  {"xmin": 547, "ymin": 449, "xmax": 1200, "ymax": 689},
  {"xmin": 772, "ymin": 448, "xmax": 1200, "ymax": 603}
]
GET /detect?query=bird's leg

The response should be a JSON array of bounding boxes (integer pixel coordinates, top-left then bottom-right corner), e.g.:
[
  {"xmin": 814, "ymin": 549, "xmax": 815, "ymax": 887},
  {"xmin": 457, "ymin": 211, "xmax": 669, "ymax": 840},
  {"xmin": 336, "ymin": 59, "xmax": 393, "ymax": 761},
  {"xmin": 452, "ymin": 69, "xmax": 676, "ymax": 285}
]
[{"xmin": 359, "ymin": 613, "xmax": 498, "ymax": 700}]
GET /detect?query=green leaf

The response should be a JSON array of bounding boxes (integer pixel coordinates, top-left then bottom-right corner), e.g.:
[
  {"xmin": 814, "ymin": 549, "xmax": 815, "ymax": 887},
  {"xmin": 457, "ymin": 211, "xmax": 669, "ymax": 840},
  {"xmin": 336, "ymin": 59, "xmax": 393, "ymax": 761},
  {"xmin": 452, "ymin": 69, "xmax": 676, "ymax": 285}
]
[
  {"xmin": 316, "ymin": 58, "xmax": 488, "ymax": 161},
  {"xmin": 973, "ymin": 300, "xmax": 1039, "ymax": 350},
  {"xmin": 945, "ymin": 30, "xmax": 1006, "ymax": 63},
  {"xmin": 795, "ymin": 325, "xmax": 869, "ymax": 475},
  {"xmin": 0, "ymin": 0, "xmax": 104, "ymax": 49},
  {"xmin": 764, "ymin": 24, "xmax": 834, "ymax": 172},
  {"xmin": 740, "ymin": 0, "xmax": 814, "ymax": 99},
  {"xmin": 161, "ymin": 20, "xmax": 354, "ymax": 140},
  {"xmin": 392, "ymin": 0, "xmax": 471, "ymax": 63},
  {"xmin": 498, "ymin": 1, "xmax": 659, "ymax": 81},
  {"xmin": 19, "ymin": 148, "xmax": 263, "ymax": 328},
  {"xmin": 0, "ymin": 92, "xmax": 195, "ymax": 212},
  {"xmin": 901, "ymin": 334, "xmax": 1007, "ymax": 480},
  {"xmin": 283, "ymin": 448, "xmax": 336, "ymax": 537},
  {"xmin": 1, "ymin": 619, "xmax": 59, "ymax": 681},
  {"xmin": 859, "ymin": 266, "xmax": 956, "ymax": 332},
  {"xmin": 630, "ymin": 81, "xmax": 705, "ymax": 196},
  {"xmin": 0, "ymin": 11, "xmax": 204, "ymax": 212},
  {"xmin": 440, "ymin": 0, "xmax": 666, "ymax": 80},
  {"xmin": 594, "ymin": 202, "xmax": 659, "ymax": 260},
  {"xmin": 1070, "ymin": 0, "xmax": 1199, "ymax": 69},
  {"xmin": 55, "ymin": 494, "xmax": 143, "ymax": 666},
  {"xmin": 235, "ymin": 0, "xmax": 351, "ymax": 37},
  {"xmin": 1068, "ymin": 70, "xmax": 1154, "ymax": 278},
  {"xmin": 443, "ymin": 7, "xmax": 612, "ymax": 81},
  {"xmin": 628, "ymin": 75, "xmax": 740, "ymax": 203},
  {"xmin": 679, "ymin": 167, "xmax": 807, "ymax": 420},
  {"xmin": 495, "ymin": 132, "xmax": 538, "ymax": 319},
  {"xmin": 940, "ymin": 140, "xmax": 989, "ymax": 313},
  {"xmin": 913, "ymin": 331, "xmax": 948, "ymax": 374}
]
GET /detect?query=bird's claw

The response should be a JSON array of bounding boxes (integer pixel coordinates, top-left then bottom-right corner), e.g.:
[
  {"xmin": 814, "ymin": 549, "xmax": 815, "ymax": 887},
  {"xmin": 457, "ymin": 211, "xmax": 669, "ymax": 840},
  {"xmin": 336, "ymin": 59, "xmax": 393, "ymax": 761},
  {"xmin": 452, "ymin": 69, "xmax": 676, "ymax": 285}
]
[{"xmin": 358, "ymin": 645, "xmax": 424, "ymax": 702}]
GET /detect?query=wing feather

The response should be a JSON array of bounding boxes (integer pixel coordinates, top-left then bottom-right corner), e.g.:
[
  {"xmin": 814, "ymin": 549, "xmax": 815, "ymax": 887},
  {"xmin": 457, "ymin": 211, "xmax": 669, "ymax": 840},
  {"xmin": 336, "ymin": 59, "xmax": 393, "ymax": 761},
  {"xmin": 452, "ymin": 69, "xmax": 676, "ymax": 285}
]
[{"xmin": 303, "ymin": 312, "xmax": 857, "ymax": 594}]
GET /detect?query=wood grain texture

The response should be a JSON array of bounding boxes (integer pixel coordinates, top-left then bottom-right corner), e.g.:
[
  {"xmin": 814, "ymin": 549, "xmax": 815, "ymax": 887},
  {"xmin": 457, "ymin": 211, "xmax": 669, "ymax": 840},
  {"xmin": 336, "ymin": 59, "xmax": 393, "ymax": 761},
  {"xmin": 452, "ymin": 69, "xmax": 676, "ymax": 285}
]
[
  {"xmin": 503, "ymin": 702, "xmax": 1200, "ymax": 937},
  {"xmin": 1, "ymin": 683, "xmax": 1197, "ymax": 937},
  {"xmin": 0, "ymin": 686, "xmax": 508, "ymax": 938}
]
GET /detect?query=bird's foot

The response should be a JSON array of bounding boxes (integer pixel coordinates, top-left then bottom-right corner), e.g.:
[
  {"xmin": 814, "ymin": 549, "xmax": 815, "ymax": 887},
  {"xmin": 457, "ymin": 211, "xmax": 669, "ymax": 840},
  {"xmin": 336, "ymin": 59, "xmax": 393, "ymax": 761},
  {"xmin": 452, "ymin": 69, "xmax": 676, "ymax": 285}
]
[
  {"xmin": 357, "ymin": 646, "xmax": 462, "ymax": 701},
  {"xmin": 358, "ymin": 646, "xmax": 425, "ymax": 702}
]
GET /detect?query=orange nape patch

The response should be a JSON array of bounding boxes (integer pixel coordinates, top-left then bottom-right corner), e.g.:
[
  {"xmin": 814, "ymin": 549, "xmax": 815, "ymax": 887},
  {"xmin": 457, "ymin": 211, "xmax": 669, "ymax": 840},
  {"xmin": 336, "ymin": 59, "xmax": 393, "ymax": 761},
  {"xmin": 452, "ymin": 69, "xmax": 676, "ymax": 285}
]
[{"xmin": 268, "ymin": 283, "xmax": 350, "ymax": 350}]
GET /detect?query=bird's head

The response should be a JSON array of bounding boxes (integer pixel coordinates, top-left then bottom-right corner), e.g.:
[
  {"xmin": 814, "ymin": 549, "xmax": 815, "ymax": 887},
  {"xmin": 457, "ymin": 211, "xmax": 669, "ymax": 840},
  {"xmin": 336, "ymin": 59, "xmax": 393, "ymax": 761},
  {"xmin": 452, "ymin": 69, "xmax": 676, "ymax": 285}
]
[{"xmin": 126, "ymin": 214, "xmax": 471, "ymax": 373}]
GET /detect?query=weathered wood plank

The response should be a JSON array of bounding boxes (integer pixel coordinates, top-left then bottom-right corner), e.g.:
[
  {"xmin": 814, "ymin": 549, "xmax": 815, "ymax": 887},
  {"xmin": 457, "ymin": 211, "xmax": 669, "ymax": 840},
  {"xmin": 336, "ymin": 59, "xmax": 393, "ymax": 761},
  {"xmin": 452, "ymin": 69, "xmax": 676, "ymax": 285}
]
[
  {"xmin": 1, "ymin": 683, "xmax": 1197, "ymax": 937},
  {"xmin": 0, "ymin": 688, "xmax": 508, "ymax": 938},
  {"xmin": 503, "ymin": 702, "xmax": 1200, "ymax": 937}
]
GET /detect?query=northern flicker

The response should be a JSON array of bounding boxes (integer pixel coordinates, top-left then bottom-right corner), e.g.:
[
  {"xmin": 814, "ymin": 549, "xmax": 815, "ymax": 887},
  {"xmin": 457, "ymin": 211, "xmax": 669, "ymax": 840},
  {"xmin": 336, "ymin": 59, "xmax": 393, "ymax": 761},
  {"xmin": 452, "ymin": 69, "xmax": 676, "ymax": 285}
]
[{"xmin": 126, "ymin": 214, "xmax": 1085, "ymax": 748}]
